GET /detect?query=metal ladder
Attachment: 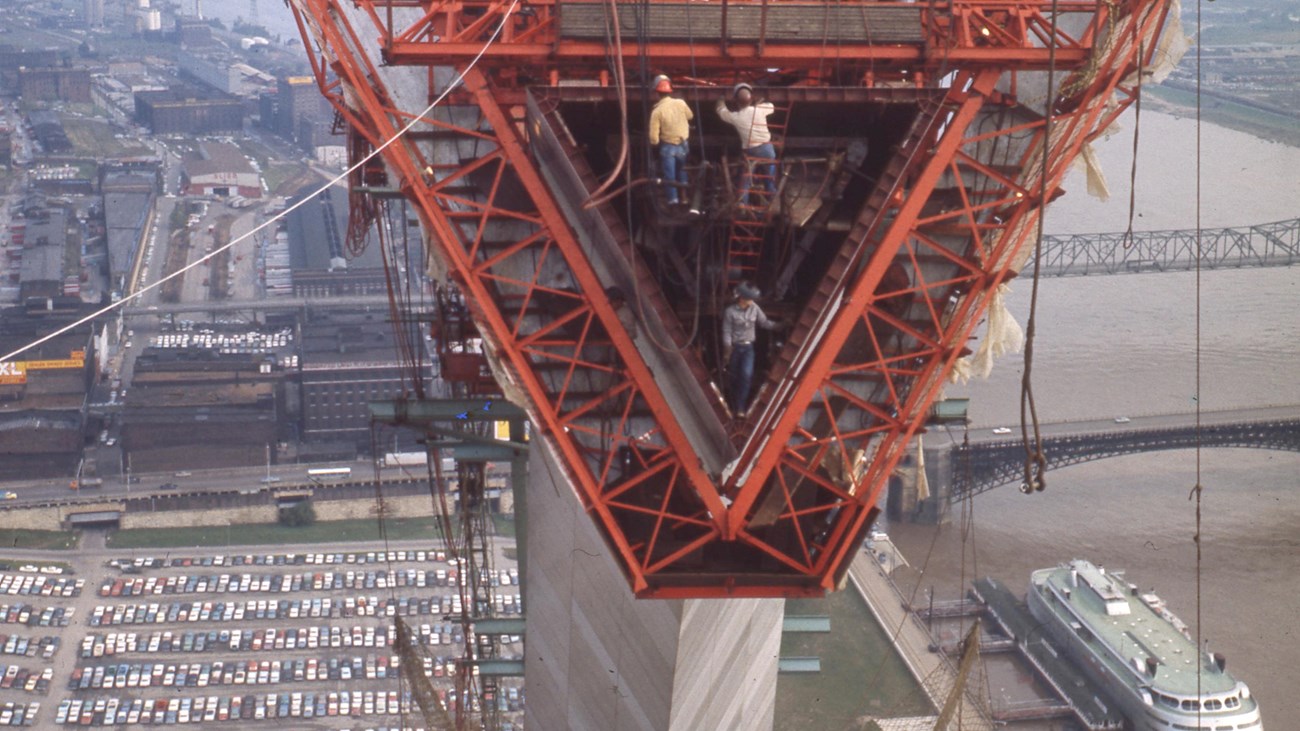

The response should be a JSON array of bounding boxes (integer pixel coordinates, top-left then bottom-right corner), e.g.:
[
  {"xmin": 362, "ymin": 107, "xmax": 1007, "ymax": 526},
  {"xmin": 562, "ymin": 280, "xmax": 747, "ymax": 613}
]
[{"xmin": 722, "ymin": 103, "xmax": 792, "ymax": 289}]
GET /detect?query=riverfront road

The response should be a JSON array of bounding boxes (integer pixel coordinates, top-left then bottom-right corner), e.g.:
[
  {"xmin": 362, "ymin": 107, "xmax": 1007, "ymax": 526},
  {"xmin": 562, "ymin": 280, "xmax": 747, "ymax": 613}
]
[
  {"xmin": 0, "ymin": 461, "xmax": 433, "ymax": 504},
  {"xmin": 956, "ymin": 404, "xmax": 1300, "ymax": 444}
]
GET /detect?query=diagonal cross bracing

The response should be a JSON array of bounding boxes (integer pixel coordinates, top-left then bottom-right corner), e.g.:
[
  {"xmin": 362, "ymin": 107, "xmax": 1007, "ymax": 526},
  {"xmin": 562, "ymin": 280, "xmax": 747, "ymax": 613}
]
[{"xmin": 287, "ymin": 0, "xmax": 1174, "ymax": 597}]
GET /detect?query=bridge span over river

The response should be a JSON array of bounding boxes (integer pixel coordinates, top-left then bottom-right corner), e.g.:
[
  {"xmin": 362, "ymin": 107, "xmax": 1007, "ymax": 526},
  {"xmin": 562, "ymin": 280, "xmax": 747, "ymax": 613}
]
[{"xmin": 892, "ymin": 407, "xmax": 1300, "ymax": 520}]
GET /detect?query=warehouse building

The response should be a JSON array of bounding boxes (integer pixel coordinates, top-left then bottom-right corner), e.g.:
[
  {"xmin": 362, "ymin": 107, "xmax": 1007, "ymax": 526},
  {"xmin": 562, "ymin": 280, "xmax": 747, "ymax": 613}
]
[
  {"xmin": 134, "ymin": 86, "xmax": 243, "ymax": 135},
  {"xmin": 0, "ymin": 310, "xmax": 95, "ymax": 480},
  {"xmin": 181, "ymin": 141, "xmax": 261, "ymax": 199},
  {"xmin": 17, "ymin": 67, "xmax": 92, "ymax": 103}
]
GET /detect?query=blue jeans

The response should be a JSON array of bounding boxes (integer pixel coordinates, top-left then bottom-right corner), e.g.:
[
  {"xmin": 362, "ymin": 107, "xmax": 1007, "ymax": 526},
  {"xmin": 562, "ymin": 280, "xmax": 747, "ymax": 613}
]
[
  {"xmin": 658, "ymin": 141, "xmax": 689, "ymax": 204},
  {"xmin": 727, "ymin": 343, "xmax": 755, "ymax": 413},
  {"xmin": 740, "ymin": 142, "xmax": 777, "ymax": 205}
]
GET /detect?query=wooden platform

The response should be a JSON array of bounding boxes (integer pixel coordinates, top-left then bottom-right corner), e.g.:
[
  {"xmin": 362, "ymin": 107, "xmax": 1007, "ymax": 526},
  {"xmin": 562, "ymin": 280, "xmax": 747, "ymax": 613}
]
[{"xmin": 559, "ymin": 2, "xmax": 925, "ymax": 45}]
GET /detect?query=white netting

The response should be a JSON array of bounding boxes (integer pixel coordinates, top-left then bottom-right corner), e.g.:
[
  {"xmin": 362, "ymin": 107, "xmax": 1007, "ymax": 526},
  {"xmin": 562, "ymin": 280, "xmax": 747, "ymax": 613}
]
[
  {"xmin": 1144, "ymin": 0, "xmax": 1193, "ymax": 85},
  {"xmin": 1079, "ymin": 141, "xmax": 1111, "ymax": 200},
  {"xmin": 914, "ymin": 438, "xmax": 930, "ymax": 502},
  {"xmin": 950, "ymin": 283, "xmax": 1024, "ymax": 383}
]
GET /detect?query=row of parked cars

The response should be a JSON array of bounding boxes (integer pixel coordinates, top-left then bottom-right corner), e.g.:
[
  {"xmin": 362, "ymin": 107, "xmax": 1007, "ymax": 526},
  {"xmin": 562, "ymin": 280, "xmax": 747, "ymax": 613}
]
[
  {"xmin": 0, "ymin": 666, "xmax": 51, "ymax": 694},
  {"xmin": 0, "ymin": 603, "xmax": 72, "ymax": 628},
  {"xmin": 55, "ymin": 690, "xmax": 412, "ymax": 726},
  {"xmin": 150, "ymin": 548, "xmax": 453, "ymax": 569},
  {"xmin": 0, "ymin": 701, "xmax": 36, "ymax": 726},
  {"xmin": 69, "ymin": 653, "xmax": 447, "ymax": 691},
  {"xmin": 0, "ymin": 635, "xmax": 58, "ymax": 660},
  {"xmin": 82, "ymin": 624, "xmax": 396, "ymax": 658},
  {"xmin": 98, "ymin": 566, "xmax": 501, "ymax": 598},
  {"xmin": 88, "ymin": 589, "xmax": 524, "ymax": 629},
  {"xmin": 0, "ymin": 574, "xmax": 82, "ymax": 598},
  {"xmin": 81, "ymin": 616, "xmax": 492, "ymax": 662}
]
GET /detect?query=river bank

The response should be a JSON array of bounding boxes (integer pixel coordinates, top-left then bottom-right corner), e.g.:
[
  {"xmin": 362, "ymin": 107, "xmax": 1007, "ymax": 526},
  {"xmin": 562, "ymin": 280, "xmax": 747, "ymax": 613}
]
[{"xmin": 887, "ymin": 448, "xmax": 1297, "ymax": 728}]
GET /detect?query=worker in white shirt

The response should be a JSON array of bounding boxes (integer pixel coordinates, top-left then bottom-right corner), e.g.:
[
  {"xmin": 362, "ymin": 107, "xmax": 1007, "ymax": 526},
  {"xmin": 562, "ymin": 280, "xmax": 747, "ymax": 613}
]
[{"xmin": 716, "ymin": 83, "xmax": 777, "ymax": 207}]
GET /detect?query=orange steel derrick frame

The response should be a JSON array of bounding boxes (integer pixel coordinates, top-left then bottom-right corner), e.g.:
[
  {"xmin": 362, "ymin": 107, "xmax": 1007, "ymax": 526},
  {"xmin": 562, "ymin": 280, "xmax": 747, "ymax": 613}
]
[{"xmin": 287, "ymin": 0, "xmax": 1173, "ymax": 598}]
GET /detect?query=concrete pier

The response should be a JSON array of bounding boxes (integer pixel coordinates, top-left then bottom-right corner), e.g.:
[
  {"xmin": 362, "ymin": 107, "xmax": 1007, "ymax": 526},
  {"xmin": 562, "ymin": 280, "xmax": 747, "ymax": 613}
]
[{"xmin": 524, "ymin": 445, "xmax": 783, "ymax": 731}]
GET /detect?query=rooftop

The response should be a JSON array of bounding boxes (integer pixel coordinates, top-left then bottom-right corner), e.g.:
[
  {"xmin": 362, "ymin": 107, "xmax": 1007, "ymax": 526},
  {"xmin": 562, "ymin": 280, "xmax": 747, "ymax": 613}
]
[
  {"xmin": 185, "ymin": 141, "xmax": 256, "ymax": 178},
  {"xmin": 135, "ymin": 85, "xmax": 237, "ymax": 106},
  {"xmin": 18, "ymin": 242, "xmax": 63, "ymax": 283}
]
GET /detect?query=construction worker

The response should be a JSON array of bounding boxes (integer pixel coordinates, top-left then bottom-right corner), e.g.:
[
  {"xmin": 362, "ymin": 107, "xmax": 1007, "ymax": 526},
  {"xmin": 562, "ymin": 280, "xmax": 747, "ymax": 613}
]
[
  {"xmin": 716, "ymin": 83, "xmax": 777, "ymax": 207},
  {"xmin": 647, "ymin": 75, "xmax": 694, "ymax": 209},
  {"xmin": 721, "ymin": 281, "xmax": 780, "ymax": 417}
]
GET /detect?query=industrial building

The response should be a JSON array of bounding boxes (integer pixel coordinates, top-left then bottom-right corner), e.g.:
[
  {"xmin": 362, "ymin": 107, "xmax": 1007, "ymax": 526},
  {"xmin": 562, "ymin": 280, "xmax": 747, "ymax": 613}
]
[
  {"xmin": 123, "ymin": 349, "xmax": 287, "ymax": 473},
  {"xmin": 17, "ymin": 67, "xmax": 92, "ymax": 103},
  {"xmin": 82, "ymin": 0, "xmax": 104, "ymax": 29},
  {"xmin": 133, "ymin": 86, "xmax": 243, "ymax": 135},
  {"xmin": 0, "ymin": 309, "xmax": 95, "ymax": 481},
  {"xmin": 297, "ymin": 310, "xmax": 424, "ymax": 453},
  {"xmin": 284, "ymin": 183, "xmax": 386, "ymax": 295},
  {"xmin": 178, "ymin": 49, "xmax": 245, "ymax": 96},
  {"xmin": 0, "ymin": 47, "xmax": 63, "ymax": 90},
  {"xmin": 100, "ymin": 166, "xmax": 161, "ymax": 196},
  {"xmin": 181, "ymin": 141, "xmax": 261, "ymax": 199},
  {"xmin": 102, "ymin": 189, "xmax": 153, "ymax": 297},
  {"xmin": 14, "ymin": 207, "xmax": 72, "ymax": 302},
  {"xmin": 275, "ymin": 75, "xmax": 335, "ymax": 149},
  {"xmin": 25, "ymin": 111, "xmax": 72, "ymax": 154},
  {"xmin": 173, "ymin": 17, "xmax": 215, "ymax": 48}
]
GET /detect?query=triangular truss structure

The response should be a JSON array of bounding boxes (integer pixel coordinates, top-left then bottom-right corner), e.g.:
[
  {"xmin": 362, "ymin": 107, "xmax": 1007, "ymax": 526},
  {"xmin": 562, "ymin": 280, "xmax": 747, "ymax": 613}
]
[{"xmin": 287, "ymin": 0, "xmax": 1175, "ymax": 598}]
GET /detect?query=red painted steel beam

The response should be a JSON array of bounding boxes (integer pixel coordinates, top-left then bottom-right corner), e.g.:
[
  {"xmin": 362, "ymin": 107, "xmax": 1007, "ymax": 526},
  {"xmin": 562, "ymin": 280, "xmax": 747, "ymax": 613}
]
[
  {"xmin": 288, "ymin": 0, "xmax": 1174, "ymax": 597},
  {"xmin": 727, "ymin": 0, "xmax": 1172, "ymax": 592},
  {"xmin": 289, "ymin": 1, "xmax": 735, "ymax": 597},
  {"xmin": 385, "ymin": 41, "xmax": 1090, "ymax": 67},
  {"xmin": 364, "ymin": 0, "xmax": 1104, "ymax": 74},
  {"xmin": 726, "ymin": 68, "xmax": 1006, "ymax": 527}
]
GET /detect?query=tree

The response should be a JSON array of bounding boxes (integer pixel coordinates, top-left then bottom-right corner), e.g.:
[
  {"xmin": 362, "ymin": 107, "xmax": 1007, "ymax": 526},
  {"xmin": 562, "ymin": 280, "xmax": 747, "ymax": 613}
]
[{"xmin": 279, "ymin": 500, "xmax": 315, "ymax": 527}]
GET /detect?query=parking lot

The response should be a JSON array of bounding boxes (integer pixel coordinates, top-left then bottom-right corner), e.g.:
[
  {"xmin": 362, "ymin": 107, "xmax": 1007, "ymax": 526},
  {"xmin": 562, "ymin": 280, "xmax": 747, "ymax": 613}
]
[{"xmin": 0, "ymin": 543, "xmax": 524, "ymax": 728}]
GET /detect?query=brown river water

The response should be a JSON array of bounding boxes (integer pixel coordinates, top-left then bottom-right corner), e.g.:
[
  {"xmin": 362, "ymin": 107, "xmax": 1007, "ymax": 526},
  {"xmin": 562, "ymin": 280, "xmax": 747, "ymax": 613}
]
[{"xmin": 884, "ymin": 110, "xmax": 1300, "ymax": 727}]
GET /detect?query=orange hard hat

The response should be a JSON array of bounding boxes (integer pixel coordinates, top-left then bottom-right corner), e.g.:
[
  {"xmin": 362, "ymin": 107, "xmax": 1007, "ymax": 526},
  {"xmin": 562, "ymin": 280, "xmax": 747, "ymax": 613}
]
[{"xmin": 654, "ymin": 76, "xmax": 672, "ymax": 93}]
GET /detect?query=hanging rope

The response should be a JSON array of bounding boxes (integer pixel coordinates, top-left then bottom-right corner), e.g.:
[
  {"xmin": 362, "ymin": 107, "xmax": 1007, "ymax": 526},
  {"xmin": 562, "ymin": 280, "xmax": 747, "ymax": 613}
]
[
  {"xmin": 1123, "ymin": 33, "xmax": 1145, "ymax": 249},
  {"xmin": 1190, "ymin": 0, "xmax": 1205, "ymax": 722},
  {"xmin": 1018, "ymin": 0, "xmax": 1060, "ymax": 494}
]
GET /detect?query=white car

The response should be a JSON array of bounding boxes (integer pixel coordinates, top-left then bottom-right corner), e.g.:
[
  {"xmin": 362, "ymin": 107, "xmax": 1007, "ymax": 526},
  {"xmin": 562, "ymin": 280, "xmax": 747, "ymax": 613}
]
[
  {"xmin": 991, "ymin": 427, "xmax": 1012, "ymax": 435},
  {"xmin": 1113, "ymin": 416, "xmax": 1132, "ymax": 424}
]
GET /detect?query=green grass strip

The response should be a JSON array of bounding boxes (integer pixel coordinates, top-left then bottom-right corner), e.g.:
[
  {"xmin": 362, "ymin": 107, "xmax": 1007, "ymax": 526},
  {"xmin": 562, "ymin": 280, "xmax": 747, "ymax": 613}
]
[
  {"xmin": 0, "ymin": 530, "xmax": 78, "ymax": 551},
  {"xmin": 106, "ymin": 517, "xmax": 452, "ymax": 549}
]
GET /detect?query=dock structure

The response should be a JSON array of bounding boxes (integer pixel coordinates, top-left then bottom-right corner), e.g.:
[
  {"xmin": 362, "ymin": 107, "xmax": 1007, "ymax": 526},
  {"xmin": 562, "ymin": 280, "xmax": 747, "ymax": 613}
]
[
  {"xmin": 973, "ymin": 577, "xmax": 1126, "ymax": 730},
  {"xmin": 846, "ymin": 551, "xmax": 994, "ymax": 731}
]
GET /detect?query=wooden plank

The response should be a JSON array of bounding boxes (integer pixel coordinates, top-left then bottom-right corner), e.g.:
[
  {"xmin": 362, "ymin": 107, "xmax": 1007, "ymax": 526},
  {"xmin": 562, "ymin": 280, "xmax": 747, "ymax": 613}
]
[{"xmin": 559, "ymin": 3, "xmax": 925, "ymax": 44}]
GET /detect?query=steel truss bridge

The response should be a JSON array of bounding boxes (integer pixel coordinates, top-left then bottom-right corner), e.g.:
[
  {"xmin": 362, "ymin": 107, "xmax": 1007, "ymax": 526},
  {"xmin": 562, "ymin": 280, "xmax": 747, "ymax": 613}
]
[
  {"xmin": 950, "ymin": 417, "xmax": 1300, "ymax": 500},
  {"xmin": 1039, "ymin": 216, "xmax": 1300, "ymax": 276}
]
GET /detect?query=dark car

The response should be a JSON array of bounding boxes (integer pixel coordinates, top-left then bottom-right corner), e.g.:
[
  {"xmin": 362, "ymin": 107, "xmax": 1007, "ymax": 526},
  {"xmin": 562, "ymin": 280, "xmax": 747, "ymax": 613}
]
[{"xmin": 159, "ymin": 483, "xmax": 178, "ymax": 490}]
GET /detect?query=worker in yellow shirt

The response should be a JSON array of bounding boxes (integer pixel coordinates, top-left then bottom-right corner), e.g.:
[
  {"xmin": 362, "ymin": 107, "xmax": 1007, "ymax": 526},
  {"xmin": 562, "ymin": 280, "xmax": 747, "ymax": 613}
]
[{"xmin": 647, "ymin": 75, "xmax": 695, "ymax": 209}]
